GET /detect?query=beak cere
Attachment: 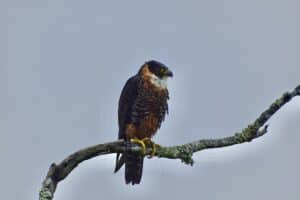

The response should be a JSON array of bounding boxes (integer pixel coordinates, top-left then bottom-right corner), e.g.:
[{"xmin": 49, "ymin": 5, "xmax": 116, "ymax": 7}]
[{"xmin": 165, "ymin": 69, "xmax": 173, "ymax": 77}]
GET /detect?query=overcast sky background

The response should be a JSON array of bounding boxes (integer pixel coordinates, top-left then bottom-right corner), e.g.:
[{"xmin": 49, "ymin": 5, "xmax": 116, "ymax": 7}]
[{"xmin": 2, "ymin": 0, "xmax": 300, "ymax": 200}]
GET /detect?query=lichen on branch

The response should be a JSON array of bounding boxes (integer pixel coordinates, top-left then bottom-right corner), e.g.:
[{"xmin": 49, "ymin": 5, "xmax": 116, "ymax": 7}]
[{"xmin": 39, "ymin": 85, "xmax": 300, "ymax": 200}]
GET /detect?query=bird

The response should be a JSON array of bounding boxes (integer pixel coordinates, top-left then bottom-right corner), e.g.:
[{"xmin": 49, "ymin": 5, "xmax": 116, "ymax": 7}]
[{"xmin": 114, "ymin": 60, "xmax": 173, "ymax": 185}]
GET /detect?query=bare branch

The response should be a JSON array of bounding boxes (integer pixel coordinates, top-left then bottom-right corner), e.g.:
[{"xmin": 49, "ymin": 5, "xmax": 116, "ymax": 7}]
[{"xmin": 39, "ymin": 85, "xmax": 300, "ymax": 200}]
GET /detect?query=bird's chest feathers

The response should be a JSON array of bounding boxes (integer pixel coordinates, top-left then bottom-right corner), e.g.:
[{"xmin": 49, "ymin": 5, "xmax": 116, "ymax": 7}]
[
  {"xmin": 137, "ymin": 113, "xmax": 159, "ymax": 139},
  {"xmin": 129, "ymin": 79, "xmax": 169, "ymax": 138},
  {"xmin": 139, "ymin": 79, "xmax": 169, "ymax": 105}
]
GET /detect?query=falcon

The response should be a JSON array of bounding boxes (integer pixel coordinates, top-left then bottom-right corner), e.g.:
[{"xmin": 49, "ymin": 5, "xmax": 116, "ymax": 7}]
[{"xmin": 114, "ymin": 60, "xmax": 173, "ymax": 185}]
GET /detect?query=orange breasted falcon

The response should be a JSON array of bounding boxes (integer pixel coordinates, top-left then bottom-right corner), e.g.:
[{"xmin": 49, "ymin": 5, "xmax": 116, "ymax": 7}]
[{"xmin": 114, "ymin": 60, "xmax": 173, "ymax": 185}]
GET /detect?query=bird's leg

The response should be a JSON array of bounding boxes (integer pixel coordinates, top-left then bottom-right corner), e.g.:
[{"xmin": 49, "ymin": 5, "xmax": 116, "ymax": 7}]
[
  {"xmin": 130, "ymin": 138, "xmax": 146, "ymax": 155},
  {"xmin": 142, "ymin": 138, "xmax": 159, "ymax": 158}
]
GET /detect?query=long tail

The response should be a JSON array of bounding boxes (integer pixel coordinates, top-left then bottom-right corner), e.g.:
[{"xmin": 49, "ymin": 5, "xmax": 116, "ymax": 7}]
[
  {"xmin": 125, "ymin": 153, "xmax": 144, "ymax": 185},
  {"xmin": 114, "ymin": 153, "xmax": 144, "ymax": 185}
]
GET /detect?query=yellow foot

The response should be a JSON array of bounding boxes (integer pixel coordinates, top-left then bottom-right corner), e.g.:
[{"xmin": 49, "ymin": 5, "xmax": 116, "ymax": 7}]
[
  {"xmin": 130, "ymin": 138, "xmax": 146, "ymax": 155},
  {"xmin": 142, "ymin": 138, "xmax": 159, "ymax": 158}
]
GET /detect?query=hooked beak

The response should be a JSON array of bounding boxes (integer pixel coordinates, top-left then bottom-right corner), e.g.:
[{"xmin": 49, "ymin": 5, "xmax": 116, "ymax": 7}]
[{"xmin": 165, "ymin": 69, "xmax": 173, "ymax": 77}]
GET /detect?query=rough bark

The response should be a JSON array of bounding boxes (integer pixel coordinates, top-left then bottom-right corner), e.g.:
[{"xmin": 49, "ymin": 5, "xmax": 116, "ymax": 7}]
[{"xmin": 39, "ymin": 85, "xmax": 300, "ymax": 200}]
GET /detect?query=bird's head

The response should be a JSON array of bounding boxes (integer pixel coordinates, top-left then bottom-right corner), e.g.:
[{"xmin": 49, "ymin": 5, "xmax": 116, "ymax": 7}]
[{"xmin": 138, "ymin": 60, "xmax": 173, "ymax": 89}]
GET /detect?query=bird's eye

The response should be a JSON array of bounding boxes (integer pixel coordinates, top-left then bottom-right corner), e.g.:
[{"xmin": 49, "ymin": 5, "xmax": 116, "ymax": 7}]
[{"xmin": 160, "ymin": 68, "xmax": 165, "ymax": 73}]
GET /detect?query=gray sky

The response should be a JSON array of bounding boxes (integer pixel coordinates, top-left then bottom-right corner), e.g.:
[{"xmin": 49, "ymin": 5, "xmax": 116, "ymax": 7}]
[{"xmin": 2, "ymin": 0, "xmax": 300, "ymax": 200}]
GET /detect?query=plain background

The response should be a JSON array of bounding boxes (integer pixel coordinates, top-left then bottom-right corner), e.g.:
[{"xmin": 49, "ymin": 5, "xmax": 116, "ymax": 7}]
[{"xmin": 2, "ymin": 1, "xmax": 300, "ymax": 200}]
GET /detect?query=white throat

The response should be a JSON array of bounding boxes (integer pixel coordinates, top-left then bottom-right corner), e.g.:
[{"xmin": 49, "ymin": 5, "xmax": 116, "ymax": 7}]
[{"xmin": 149, "ymin": 74, "xmax": 168, "ymax": 89}]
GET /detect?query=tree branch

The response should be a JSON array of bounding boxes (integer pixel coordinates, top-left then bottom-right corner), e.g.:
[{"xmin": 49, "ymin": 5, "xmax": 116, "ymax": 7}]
[{"xmin": 39, "ymin": 85, "xmax": 300, "ymax": 200}]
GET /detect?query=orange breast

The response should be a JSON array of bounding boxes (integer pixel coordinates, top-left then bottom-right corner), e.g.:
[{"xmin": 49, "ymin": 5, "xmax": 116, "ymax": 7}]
[{"xmin": 125, "ymin": 113, "xmax": 159, "ymax": 140}]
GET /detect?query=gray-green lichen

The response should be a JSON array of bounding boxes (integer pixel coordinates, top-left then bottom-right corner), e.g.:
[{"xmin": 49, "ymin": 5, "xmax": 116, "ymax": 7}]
[{"xmin": 39, "ymin": 84, "xmax": 300, "ymax": 200}]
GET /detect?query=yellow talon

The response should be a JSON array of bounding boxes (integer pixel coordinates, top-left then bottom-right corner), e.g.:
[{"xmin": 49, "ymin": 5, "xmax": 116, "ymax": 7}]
[
  {"xmin": 149, "ymin": 143, "xmax": 156, "ymax": 158},
  {"xmin": 142, "ymin": 137, "xmax": 152, "ymax": 146},
  {"xmin": 130, "ymin": 138, "xmax": 146, "ymax": 155},
  {"xmin": 142, "ymin": 138, "xmax": 159, "ymax": 158},
  {"xmin": 130, "ymin": 137, "xmax": 160, "ymax": 157}
]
